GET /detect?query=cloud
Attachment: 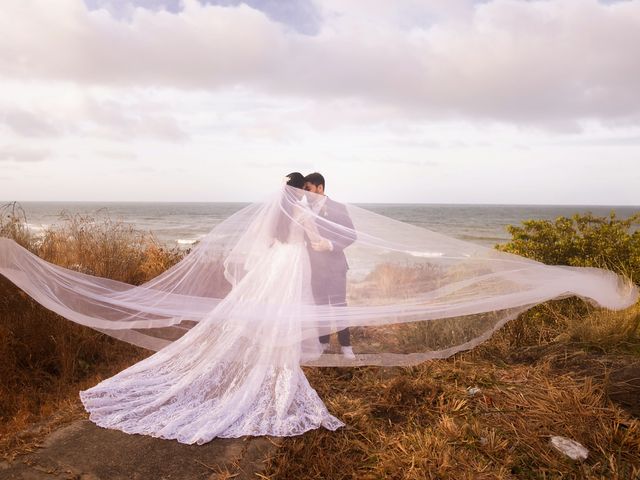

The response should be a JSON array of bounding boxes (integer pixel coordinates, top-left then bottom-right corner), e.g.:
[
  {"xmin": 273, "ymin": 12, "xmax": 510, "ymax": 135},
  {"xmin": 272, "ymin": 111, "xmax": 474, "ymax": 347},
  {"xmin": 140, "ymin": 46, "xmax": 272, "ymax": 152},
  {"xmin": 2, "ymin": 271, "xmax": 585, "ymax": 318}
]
[
  {"xmin": 0, "ymin": 0, "xmax": 639, "ymax": 129},
  {"xmin": 84, "ymin": 0, "xmax": 182, "ymax": 18},
  {"xmin": 81, "ymin": 96, "xmax": 190, "ymax": 141},
  {"xmin": 0, "ymin": 84, "xmax": 189, "ymax": 142},
  {"xmin": 546, "ymin": 134, "xmax": 640, "ymax": 147},
  {"xmin": 94, "ymin": 149, "xmax": 138, "ymax": 160},
  {"xmin": 244, "ymin": 159, "xmax": 315, "ymax": 169},
  {"xmin": 84, "ymin": 0, "xmax": 322, "ymax": 34},
  {"xmin": 0, "ymin": 145, "xmax": 49, "ymax": 162},
  {"xmin": 1, "ymin": 107, "xmax": 60, "ymax": 137},
  {"xmin": 201, "ymin": 0, "xmax": 321, "ymax": 34}
]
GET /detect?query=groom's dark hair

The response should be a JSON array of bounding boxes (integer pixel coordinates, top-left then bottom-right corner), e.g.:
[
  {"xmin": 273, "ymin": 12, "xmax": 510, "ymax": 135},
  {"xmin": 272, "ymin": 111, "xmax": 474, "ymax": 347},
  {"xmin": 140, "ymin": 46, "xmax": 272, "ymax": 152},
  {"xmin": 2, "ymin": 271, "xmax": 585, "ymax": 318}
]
[{"xmin": 304, "ymin": 172, "xmax": 325, "ymax": 189}]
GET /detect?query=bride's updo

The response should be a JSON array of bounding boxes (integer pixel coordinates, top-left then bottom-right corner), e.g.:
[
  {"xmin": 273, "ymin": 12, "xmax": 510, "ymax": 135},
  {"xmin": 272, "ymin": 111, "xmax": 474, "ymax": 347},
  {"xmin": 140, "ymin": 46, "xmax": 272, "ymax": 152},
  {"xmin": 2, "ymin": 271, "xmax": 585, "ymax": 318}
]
[
  {"xmin": 285, "ymin": 172, "xmax": 305, "ymax": 189},
  {"xmin": 276, "ymin": 172, "xmax": 305, "ymax": 242}
]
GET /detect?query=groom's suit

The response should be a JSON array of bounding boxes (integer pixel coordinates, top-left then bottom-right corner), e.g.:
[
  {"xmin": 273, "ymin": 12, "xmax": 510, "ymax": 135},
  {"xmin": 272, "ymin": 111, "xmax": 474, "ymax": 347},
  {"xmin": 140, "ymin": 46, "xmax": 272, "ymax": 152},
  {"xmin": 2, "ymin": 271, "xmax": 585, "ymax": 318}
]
[{"xmin": 306, "ymin": 196, "xmax": 356, "ymax": 346}]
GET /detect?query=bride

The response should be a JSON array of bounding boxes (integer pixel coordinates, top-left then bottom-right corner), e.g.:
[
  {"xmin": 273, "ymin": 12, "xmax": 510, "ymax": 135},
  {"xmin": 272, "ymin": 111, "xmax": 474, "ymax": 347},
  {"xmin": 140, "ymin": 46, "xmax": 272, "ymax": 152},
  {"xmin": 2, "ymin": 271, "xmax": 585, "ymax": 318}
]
[
  {"xmin": 79, "ymin": 173, "xmax": 346, "ymax": 443},
  {"xmin": 0, "ymin": 172, "xmax": 637, "ymax": 444}
]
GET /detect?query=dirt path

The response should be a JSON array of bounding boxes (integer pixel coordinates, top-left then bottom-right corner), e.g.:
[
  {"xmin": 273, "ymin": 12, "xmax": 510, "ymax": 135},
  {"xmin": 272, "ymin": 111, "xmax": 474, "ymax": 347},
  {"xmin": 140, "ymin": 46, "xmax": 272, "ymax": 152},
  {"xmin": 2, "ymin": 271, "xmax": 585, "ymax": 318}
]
[{"xmin": 0, "ymin": 420, "xmax": 277, "ymax": 480}]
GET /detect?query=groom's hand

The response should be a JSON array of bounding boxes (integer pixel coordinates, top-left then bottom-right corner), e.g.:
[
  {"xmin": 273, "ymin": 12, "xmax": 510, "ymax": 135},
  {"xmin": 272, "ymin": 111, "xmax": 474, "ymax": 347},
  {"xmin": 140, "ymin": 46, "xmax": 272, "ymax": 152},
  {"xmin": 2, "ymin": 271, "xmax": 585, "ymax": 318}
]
[{"xmin": 311, "ymin": 238, "xmax": 333, "ymax": 252}]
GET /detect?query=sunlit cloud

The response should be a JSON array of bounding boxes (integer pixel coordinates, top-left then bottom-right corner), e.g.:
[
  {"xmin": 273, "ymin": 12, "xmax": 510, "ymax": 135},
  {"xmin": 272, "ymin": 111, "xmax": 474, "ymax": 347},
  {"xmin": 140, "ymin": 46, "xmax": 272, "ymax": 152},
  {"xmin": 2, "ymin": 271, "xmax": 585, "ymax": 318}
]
[{"xmin": 0, "ymin": 0, "xmax": 638, "ymax": 204}]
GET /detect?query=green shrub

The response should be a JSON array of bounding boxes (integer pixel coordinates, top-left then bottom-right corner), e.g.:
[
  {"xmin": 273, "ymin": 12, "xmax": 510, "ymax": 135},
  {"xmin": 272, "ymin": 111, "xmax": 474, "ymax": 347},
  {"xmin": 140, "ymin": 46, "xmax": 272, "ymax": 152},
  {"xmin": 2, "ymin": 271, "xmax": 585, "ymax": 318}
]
[
  {"xmin": 483, "ymin": 211, "xmax": 640, "ymax": 355},
  {"xmin": 496, "ymin": 211, "xmax": 640, "ymax": 284}
]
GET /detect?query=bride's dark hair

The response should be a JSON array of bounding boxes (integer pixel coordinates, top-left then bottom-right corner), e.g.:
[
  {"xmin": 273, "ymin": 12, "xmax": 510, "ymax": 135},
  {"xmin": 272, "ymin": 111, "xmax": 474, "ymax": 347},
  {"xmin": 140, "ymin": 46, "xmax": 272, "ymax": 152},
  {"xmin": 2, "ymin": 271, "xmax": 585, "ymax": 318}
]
[
  {"xmin": 275, "ymin": 173, "xmax": 305, "ymax": 243},
  {"xmin": 284, "ymin": 172, "xmax": 305, "ymax": 189}
]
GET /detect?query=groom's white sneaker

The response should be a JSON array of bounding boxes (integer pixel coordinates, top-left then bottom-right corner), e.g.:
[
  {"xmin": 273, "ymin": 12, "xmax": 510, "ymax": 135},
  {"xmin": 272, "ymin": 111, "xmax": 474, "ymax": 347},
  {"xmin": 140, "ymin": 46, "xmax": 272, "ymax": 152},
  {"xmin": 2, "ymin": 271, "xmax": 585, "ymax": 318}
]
[
  {"xmin": 341, "ymin": 346, "xmax": 356, "ymax": 360},
  {"xmin": 321, "ymin": 342, "xmax": 331, "ymax": 353}
]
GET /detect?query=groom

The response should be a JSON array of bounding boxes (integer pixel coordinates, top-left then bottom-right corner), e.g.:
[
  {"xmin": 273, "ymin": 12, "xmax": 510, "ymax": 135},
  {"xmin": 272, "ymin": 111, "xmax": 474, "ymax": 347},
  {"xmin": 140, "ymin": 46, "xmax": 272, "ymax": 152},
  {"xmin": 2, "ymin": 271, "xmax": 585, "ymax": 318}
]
[{"xmin": 304, "ymin": 172, "xmax": 357, "ymax": 360}]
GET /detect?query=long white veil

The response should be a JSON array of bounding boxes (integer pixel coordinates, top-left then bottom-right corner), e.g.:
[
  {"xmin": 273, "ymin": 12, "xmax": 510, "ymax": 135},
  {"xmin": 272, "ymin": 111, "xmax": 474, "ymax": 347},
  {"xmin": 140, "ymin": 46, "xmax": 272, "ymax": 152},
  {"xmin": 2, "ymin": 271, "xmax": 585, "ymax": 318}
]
[{"xmin": 0, "ymin": 185, "xmax": 637, "ymax": 366}]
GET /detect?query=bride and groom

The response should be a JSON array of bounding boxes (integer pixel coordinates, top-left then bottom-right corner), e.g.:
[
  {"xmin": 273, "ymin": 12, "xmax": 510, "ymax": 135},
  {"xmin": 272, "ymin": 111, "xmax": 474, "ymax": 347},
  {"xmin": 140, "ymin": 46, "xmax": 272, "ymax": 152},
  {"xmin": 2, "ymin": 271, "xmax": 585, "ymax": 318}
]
[
  {"xmin": 77, "ymin": 171, "xmax": 357, "ymax": 443},
  {"xmin": 2, "ymin": 170, "xmax": 636, "ymax": 444}
]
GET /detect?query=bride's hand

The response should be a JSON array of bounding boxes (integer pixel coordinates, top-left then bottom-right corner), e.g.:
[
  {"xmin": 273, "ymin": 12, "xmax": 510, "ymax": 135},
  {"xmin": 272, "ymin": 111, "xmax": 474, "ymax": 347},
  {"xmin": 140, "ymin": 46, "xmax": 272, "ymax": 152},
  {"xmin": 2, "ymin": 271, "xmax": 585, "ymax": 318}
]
[{"xmin": 311, "ymin": 237, "xmax": 333, "ymax": 252}]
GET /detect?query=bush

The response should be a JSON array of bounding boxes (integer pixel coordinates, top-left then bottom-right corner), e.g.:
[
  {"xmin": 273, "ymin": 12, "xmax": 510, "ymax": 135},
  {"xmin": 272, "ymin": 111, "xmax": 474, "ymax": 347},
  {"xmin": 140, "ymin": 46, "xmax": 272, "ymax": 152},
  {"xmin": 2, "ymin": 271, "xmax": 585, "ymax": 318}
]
[
  {"xmin": 496, "ymin": 211, "xmax": 640, "ymax": 284},
  {"xmin": 0, "ymin": 202, "xmax": 31, "ymax": 249},
  {"xmin": 0, "ymin": 203, "xmax": 184, "ymax": 450},
  {"xmin": 482, "ymin": 211, "xmax": 640, "ymax": 356}
]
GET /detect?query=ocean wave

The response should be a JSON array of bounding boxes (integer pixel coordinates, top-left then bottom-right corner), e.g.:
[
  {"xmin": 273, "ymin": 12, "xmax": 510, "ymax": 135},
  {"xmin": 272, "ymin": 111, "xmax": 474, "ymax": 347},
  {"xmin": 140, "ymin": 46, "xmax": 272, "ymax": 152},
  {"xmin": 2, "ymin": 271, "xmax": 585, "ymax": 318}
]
[
  {"xmin": 175, "ymin": 234, "xmax": 207, "ymax": 246},
  {"xmin": 23, "ymin": 223, "xmax": 48, "ymax": 237},
  {"xmin": 408, "ymin": 251, "xmax": 444, "ymax": 258},
  {"xmin": 176, "ymin": 239, "xmax": 198, "ymax": 245}
]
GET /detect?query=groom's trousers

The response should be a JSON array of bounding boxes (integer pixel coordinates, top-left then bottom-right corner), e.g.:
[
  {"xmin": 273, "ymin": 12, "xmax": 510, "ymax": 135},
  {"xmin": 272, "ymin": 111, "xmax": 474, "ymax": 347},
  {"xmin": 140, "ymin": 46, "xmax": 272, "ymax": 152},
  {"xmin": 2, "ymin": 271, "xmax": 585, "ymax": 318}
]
[{"xmin": 312, "ymin": 269, "xmax": 351, "ymax": 347}]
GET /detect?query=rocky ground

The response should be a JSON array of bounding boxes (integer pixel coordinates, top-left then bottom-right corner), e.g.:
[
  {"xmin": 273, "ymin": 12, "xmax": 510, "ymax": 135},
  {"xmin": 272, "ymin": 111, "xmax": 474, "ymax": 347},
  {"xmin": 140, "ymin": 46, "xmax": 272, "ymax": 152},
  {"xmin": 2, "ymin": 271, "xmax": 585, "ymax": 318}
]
[{"xmin": 0, "ymin": 420, "xmax": 276, "ymax": 480}]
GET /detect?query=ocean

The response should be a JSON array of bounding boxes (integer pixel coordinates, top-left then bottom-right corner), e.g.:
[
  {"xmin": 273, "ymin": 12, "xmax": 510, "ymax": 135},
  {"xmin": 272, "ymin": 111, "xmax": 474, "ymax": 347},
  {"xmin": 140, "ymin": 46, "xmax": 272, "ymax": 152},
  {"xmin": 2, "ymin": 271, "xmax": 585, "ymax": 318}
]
[{"xmin": 7, "ymin": 201, "xmax": 639, "ymax": 249}]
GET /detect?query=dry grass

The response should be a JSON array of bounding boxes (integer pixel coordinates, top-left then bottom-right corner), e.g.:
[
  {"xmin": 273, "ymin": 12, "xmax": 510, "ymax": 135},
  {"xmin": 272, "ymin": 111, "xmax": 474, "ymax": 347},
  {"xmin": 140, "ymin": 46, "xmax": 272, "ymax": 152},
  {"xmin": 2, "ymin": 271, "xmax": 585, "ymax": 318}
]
[
  {"xmin": 1, "ymin": 204, "xmax": 640, "ymax": 478},
  {"xmin": 261, "ymin": 299, "xmax": 640, "ymax": 479},
  {"xmin": 264, "ymin": 353, "xmax": 640, "ymax": 479},
  {"xmin": 0, "ymin": 276, "xmax": 149, "ymax": 459},
  {"xmin": 0, "ymin": 205, "xmax": 181, "ymax": 458}
]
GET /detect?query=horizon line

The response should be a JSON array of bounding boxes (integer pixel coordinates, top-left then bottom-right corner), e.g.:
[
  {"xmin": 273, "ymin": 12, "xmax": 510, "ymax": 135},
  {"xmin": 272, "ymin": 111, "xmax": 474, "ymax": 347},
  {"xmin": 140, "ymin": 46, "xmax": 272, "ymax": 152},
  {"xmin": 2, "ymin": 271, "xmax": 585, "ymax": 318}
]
[{"xmin": 2, "ymin": 199, "xmax": 639, "ymax": 208}]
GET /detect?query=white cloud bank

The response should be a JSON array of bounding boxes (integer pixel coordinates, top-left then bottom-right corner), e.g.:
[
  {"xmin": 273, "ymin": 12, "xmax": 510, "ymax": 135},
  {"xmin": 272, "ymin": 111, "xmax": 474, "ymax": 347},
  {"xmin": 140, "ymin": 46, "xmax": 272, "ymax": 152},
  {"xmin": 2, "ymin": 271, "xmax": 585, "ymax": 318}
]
[
  {"xmin": 0, "ymin": 0, "xmax": 639, "ymax": 204},
  {"xmin": 3, "ymin": 0, "xmax": 640, "ymax": 125}
]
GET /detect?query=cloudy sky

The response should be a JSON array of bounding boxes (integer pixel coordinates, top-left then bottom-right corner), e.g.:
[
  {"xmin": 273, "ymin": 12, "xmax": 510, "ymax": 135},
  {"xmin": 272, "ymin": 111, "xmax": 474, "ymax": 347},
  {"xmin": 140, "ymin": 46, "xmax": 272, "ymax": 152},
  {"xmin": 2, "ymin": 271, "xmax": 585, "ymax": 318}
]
[{"xmin": 1, "ymin": 0, "xmax": 639, "ymax": 204}]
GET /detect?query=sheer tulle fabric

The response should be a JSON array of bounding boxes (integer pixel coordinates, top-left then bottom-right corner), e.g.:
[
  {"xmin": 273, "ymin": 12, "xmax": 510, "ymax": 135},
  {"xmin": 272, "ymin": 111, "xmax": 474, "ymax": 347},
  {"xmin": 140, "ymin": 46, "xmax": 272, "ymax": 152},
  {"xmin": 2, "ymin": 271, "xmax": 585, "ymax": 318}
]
[
  {"xmin": 1, "ymin": 185, "xmax": 637, "ymax": 442},
  {"xmin": 0, "ymin": 185, "xmax": 637, "ymax": 367},
  {"xmin": 79, "ymin": 237, "xmax": 344, "ymax": 442}
]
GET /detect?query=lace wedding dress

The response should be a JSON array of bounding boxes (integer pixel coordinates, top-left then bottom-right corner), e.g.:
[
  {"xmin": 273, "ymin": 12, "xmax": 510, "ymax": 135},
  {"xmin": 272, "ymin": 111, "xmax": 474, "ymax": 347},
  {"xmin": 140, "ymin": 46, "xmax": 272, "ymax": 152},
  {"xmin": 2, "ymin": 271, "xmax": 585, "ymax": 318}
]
[{"xmin": 79, "ymin": 203, "xmax": 344, "ymax": 444}]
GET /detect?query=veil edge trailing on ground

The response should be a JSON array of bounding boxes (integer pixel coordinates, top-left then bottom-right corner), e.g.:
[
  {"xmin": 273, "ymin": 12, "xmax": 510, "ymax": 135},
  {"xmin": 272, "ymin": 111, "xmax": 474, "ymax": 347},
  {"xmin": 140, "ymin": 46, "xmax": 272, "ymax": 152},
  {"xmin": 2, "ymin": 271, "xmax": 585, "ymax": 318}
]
[{"xmin": 0, "ymin": 185, "xmax": 637, "ymax": 366}]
